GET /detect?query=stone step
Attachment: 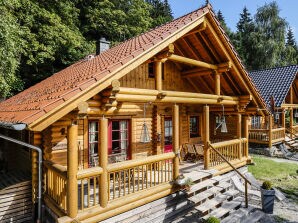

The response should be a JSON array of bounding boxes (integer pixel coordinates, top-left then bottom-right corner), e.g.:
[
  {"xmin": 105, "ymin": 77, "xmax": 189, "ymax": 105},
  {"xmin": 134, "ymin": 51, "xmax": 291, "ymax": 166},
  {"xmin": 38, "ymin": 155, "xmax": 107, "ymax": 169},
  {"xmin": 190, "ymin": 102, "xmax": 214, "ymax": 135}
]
[
  {"xmin": 101, "ymin": 191, "xmax": 187, "ymax": 223},
  {"xmin": 195, "ymin": 189, "xmax": 239, "ymax": 215},
  {"xmin": 142, "ymin": 199, "xmax": 193, "ymax": 223},
  {"xmin": 241, "ymin": 209, "xmax": 265, "ymax": 223},
  {"xmin": 188, "ymin": 182, "xmax": 232, "ymax": 204},
  {"xmin": 202, "ymin": 196, "xmax": 244, "ymax": 220},
  {"xmin": 183, "ymin": 170, "xmax": 212, "ymax": 183},
  {"xmin": 187, "ymin": 178, "xmax": 217, "ymax": 196},
  {"xmin": 220, "ymin": 205, "xmax": 254, "ymax": 223}
]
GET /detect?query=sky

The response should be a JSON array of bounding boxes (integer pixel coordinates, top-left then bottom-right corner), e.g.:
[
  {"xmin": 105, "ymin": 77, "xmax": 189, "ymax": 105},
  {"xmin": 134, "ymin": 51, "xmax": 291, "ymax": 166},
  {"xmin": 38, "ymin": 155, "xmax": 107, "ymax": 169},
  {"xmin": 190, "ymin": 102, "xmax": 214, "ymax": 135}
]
[{"xmin": 168, "ymin": 0, "xmax": 298, "ymax": 39}]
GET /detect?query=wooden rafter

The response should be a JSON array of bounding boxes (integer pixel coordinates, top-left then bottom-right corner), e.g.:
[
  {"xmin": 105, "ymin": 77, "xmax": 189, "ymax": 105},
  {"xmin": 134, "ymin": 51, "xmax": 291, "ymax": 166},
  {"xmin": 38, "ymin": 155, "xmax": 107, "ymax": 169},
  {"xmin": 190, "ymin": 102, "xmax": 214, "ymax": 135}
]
[
  {"xmin": 182, "ymin": 20, "xmax": 207, "ymax": 37},
  {"xmin": 181, "ymin": 61, "xmax": 232, "ymax": 78}
]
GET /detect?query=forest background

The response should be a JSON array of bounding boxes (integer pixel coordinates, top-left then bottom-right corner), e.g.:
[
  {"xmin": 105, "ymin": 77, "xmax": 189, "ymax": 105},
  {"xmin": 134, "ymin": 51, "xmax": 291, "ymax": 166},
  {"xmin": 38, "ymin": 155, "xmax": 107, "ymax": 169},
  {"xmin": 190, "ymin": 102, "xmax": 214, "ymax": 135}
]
[{"xmin": 0, "ymin": 0, "xmax": 297, "ymax": 99}]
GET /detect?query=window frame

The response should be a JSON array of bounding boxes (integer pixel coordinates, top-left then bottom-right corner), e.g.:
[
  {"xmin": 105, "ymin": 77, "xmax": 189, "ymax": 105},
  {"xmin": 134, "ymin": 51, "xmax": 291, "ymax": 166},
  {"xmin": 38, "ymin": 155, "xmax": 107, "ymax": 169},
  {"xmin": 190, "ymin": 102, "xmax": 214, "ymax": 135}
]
[{"xmin": 189, "ymin": 116, "xmax": 200, "ymax": 138}]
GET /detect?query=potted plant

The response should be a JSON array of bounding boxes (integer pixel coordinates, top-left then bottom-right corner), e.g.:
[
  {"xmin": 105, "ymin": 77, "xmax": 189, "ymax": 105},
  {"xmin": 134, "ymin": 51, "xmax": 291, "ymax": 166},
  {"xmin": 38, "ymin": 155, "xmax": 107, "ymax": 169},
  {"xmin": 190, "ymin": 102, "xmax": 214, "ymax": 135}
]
[
  {"xmin": 175, "ymin": 174, "xmax": 194, "ymax": 191},
  {"xmin": 205, "ymin": 216, "xmax": 220, "ymax": 223},
  {"xmin": 260, "ymin": 180, "xmax": 275, "ymax": 214}
]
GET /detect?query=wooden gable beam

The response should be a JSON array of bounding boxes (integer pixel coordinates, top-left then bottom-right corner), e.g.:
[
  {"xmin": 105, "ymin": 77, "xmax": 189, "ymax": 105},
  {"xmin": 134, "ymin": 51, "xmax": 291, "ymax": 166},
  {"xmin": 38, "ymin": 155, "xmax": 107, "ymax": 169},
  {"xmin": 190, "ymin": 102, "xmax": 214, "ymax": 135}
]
[
  {"xmin": 181, "ymin": 61, "xmax": 232, "ymax": 78},
  {"xmin": 204, "ymin": 18, "xmax": 267, "ymax": 115},
  {"xmin": 182, "ymin": 20, "xmax": 207, "ymax": 37}
]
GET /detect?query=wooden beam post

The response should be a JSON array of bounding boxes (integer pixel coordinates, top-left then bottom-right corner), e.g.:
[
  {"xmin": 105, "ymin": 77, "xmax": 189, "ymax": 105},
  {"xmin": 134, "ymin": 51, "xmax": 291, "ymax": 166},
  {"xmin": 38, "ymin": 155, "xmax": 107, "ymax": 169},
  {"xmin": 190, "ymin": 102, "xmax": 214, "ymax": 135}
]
[
  {"xmin": 243, "ymin": 116, "xmax": 249, "ymax": 157},
  {"xmin": 236, "ymin": 114, "xmax": 242, "ymax": 159},
  {"xmin": 268, "ymin": 116, "xmax": 273, "ymax": 148},
  {"xmin": 290, "ymin": 108, "xmax": 294, "ymax": 138},
  {"xmin": 67, "ymin": 124, "xmax": 78, "ymax": 218},
  {"xmin": 281, "ymin": 109, "xmax": 286, "ymax": 139},
  {"xmin": 155, "ymin": 61, "xmax": 162, "ymax": 91},
  {"xmin": 214, "ymin": 71, "xmax": 220, "ymax": 96},
  {"xmin": 203, "ymin": 105, "xmax": 210, "ymax": 169},
  {"xmin": 173, "ymin": 104, "xmax": 180, "ymax": 180},
  {"xmin": 99, "ymin": 117, "xmax": 108, "ymax": 208}
]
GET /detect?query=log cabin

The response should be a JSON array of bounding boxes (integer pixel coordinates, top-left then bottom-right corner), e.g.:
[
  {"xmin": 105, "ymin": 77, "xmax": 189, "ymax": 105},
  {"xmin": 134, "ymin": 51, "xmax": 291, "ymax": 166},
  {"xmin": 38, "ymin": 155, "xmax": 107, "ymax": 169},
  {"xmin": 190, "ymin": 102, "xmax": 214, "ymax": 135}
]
[
  {"xmin": 0, "ymin": 4, "xmax": 269, "ymax": 223},
  {"xmin": 248, "ymin": 65, "xmax": 298, "ymax": 148}
]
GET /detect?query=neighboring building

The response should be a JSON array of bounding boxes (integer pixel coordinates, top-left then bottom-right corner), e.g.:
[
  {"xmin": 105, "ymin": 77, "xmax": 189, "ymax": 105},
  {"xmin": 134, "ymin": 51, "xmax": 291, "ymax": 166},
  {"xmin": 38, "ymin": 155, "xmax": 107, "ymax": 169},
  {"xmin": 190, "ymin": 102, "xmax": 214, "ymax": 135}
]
[
  {"xmin": 0, "ymin": 4, "xmax": 268, "ymax": 223},
  {"xmin": 248, "ymin": 65, "xmax": 298, "ymax": 148}
]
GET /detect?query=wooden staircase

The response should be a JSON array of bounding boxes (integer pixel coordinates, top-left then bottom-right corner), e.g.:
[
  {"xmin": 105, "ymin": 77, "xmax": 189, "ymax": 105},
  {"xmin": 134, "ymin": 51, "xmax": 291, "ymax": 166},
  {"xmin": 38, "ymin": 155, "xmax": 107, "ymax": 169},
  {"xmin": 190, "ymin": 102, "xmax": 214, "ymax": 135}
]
[
  {"xmin": 101, "ymin": 167, "xmax": 264, "ymax": 223},
  {"xmin": 284, "ymin": 128, "xmax": 298, "ymax": 151}
]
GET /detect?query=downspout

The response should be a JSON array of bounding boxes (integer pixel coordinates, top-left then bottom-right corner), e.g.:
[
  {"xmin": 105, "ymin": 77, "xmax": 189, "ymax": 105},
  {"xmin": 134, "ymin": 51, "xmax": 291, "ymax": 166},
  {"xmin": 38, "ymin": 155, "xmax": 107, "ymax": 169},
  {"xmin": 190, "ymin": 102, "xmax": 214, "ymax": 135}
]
[{"xmin": 0, "ymin": 130, "xmax": 42, "ymax": 223}]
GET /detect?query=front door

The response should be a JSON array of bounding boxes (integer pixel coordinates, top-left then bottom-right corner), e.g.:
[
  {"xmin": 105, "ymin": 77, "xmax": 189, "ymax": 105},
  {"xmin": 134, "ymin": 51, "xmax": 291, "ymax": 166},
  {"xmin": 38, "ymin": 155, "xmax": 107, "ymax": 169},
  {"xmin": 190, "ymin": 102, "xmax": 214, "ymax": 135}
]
[{"xmin": 164, "ymin": 117, "xmax": 173, "ymax": 153}]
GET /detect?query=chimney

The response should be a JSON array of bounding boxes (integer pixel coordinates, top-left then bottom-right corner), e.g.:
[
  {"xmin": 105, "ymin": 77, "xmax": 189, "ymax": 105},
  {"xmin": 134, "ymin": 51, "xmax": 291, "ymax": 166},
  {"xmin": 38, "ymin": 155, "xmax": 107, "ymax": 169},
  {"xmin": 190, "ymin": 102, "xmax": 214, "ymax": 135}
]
[{"xmin": 96, "ymin": 37, "xmax": 110, "ymax": 55}]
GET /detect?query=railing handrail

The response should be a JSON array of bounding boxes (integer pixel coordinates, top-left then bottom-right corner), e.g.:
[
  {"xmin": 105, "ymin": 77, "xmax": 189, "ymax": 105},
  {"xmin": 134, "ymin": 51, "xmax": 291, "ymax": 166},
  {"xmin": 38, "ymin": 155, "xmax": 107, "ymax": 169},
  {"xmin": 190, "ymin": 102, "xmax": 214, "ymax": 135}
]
[
  {"xmin": 286, "ymin": 127, "xmax": 298, "ymax": 135},
  {"xmin": 77, "ymin": 166, "xmax": 103, "ymax": 180},
  {"xmin": 208, "ymin": 142, "xmax": 251, "ymax": 208},
  {"xmin": 107, "ymin": 152, "xmax": 175, "ymax": 172},
  {"xmin": 271, "ymin": 127, "xmax": 285, "ymax": 132},
  {"xmin": 248, "ymin": 129, "xmax": 269, "ymax": 132},
  {"xmin": 44, "ymin": 161, "xmax": 67, "ymax": 179},
  {"xmin": 211, "ymin": 138, "xmax": 242, "ymax": 148}
]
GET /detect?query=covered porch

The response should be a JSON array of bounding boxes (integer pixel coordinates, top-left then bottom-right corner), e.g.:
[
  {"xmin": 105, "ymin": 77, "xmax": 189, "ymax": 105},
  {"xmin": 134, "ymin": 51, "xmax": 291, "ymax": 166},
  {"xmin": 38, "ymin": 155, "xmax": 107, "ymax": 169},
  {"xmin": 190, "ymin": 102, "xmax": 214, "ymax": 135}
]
[{"xmin": 43, "ymin": 98, "xmax": 251, "ymax": 223}]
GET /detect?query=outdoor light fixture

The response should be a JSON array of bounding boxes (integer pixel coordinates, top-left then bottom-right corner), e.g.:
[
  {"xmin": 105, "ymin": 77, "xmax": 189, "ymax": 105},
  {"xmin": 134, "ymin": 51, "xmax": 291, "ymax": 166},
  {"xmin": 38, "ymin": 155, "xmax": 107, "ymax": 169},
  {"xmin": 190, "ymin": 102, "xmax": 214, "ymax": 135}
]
[
  {"xmin": 294, "ymin": 109, "xmax": 298, "ymax": 118},
  {"xmin": 275, "ymin": 113, "xmax": 279, "ymax": 120},
  {"xmin": 215, "ymin": 104, "xmax": 228, "ymax": 133},
  {"xmin": 140, "ymin": 103, "xmax": 151, "ymax": 143}
]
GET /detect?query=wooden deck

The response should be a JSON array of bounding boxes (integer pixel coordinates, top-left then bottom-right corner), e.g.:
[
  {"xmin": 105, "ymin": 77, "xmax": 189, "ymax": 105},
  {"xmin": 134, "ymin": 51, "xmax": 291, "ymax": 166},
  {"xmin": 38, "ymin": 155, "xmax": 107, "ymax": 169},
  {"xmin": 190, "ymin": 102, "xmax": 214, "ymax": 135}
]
[{"xmin": 0, "ymin": 171, "xmax": 32, "ymax": 223}]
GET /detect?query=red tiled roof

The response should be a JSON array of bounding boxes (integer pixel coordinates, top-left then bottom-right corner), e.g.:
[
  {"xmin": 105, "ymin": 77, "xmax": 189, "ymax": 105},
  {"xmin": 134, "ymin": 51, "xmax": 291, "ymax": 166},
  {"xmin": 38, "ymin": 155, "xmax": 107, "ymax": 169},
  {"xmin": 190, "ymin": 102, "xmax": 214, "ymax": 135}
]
[{"xmin": 0, "ymin": 5, "xmax": 210, "ymax": 126}]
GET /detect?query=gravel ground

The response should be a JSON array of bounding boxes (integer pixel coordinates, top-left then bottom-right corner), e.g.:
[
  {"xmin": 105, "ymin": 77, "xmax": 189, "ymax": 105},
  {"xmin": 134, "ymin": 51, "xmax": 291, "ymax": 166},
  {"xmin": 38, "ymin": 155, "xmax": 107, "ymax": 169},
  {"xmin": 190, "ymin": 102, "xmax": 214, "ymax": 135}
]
[
  {"xmin": 252, "ymin": 155, "xmax": 298, "ymax": 223},
  {"xmin": 259, "ymin": 198, "xmax": 298, "ymax": 223}
]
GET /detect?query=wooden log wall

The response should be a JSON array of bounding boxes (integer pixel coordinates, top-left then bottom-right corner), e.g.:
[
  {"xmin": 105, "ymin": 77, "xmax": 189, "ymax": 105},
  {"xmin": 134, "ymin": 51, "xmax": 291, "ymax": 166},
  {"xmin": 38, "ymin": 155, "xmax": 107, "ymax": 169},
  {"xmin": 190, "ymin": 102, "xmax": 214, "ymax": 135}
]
[
  {"xmin": 119, "ymin": 61, "xmax": 195, "ymax": 92},
  {"xmin": 210, "ymin": 114, "xmax": 237, "ymax": 142}
]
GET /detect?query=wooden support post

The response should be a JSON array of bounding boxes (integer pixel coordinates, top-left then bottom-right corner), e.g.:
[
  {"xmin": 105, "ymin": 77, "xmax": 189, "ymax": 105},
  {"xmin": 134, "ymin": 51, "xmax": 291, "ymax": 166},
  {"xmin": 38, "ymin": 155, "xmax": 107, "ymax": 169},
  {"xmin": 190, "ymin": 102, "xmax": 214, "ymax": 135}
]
[
  {"xmin": 203, "ymin": 106, "xmax": 210, "ymax": 169},
  {"xmin": 67, "ymin": 124, "xmax": 78, "ymax": 218},
  {"xmin": 243, "ymin": 116, "xmax": 249, "ymax": 157},
  {"xmin": 281, "ymin": 109, "xmax": 286, "ymax": 138},
  {"xmin": 99, "ymin": 117, "xmax": 108, "ymax": 208},
  {"xmin": 290, "ymin": 108, "xmax": 294, "ymax": 138},
  {"xmin": 214, "ymin": 71, "xmax": 220, "ymax": 96},
  {"xmin": 268, "ymin": 116, "xmax": 273, "ymax": 148},
  {"xmin": 237, "ymin": 114, "xmax": 242, "ymax": 159},
  {"xmin": 155, "ymin": 61, "xmax": 162, "ymax": 91},
  {"xmin": 173, "ymin": 104, "xmax": 180, "ymax": 180}
]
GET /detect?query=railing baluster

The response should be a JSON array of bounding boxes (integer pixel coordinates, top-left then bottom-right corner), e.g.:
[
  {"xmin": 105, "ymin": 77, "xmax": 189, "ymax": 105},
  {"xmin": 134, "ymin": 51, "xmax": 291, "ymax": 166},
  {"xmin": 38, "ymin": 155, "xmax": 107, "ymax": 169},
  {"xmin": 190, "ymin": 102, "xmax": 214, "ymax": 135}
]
[
  {"xmin": 93, "ymin": 176, "xmax": 96, "ymax": 205},
  {"xmin": 87, "ymin": 179, "xmax": 90, "ymax": 208}
]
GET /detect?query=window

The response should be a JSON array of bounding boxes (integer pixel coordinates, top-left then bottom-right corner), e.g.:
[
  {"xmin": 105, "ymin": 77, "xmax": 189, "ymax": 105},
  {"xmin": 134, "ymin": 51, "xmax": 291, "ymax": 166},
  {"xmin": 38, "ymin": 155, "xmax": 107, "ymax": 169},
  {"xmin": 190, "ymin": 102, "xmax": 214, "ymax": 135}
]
[
  {"xmin": 88, "ymin": 121, "xmax": 99, "ymax": 167},
  {"xmin": 251, "ymin": 116, "xmax": 261, "ymax": 129},
  {"xmin": 148, "ymin": 62, "xmax": 164, "ymax": 79},
  {"xmin": 148, "ymin": 62, "xmax": 155, "ymax": 78},
  {"xmin": 108, "ymin": 120, "xmax": 130, "ymax": 162},
  {"xmin": 190, "ymin": 116, "xmax": 200, "ymax": 138}
]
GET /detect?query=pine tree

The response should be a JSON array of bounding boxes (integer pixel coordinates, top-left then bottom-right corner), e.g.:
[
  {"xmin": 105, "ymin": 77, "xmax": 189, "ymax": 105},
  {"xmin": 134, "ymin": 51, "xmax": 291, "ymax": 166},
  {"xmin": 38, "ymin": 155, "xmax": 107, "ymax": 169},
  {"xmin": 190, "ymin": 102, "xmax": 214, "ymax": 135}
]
[
  {"xmin": 235, "ymin": 7, "xmax": 255, "ymax": 69},
  {"xmin": 216, "ymin": 10, "xmax": 235, "ymax": 42},
  {"xmin": 286, "ymin": 27, "xmax": 296, "ymax": 47},
  {"xmin": 146, "ymin": 0, "xmax": 173, "ymax": 28}
]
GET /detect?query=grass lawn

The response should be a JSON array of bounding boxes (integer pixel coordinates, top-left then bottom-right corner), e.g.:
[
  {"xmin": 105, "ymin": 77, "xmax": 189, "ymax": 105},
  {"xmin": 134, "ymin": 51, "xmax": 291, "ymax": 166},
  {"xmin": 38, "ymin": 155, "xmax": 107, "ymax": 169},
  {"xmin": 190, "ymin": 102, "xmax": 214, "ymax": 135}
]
[{"xmin": 248, "ymin": 155, "xmax": 298, "ymax": 200}]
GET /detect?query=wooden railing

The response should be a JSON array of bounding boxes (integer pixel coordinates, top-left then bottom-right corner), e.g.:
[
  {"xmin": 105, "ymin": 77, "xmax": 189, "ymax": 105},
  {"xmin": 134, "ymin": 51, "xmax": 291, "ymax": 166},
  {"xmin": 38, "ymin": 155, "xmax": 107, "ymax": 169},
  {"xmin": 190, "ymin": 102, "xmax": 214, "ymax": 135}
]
[
  {"xmin": 271, "ymin": 128, "xmax": 285, "ymax": 142},
  {"xmin": 208, "ymin": 139, "xmax": 248, "ymax": 168},
  {"xmin": 248, "ymin": 129, "xmax": 269, "ymax": 143},
  {"xmin": 77, "ymin": 167, "xmax": 103, "ymax": 211},
  {"xmin": 249, "ymin": 128, "xmax": 285, "ymax": 145},
  {"xmin": 209, "ymin": 143, "xmax": 251, "ymax": 208},
  {"xmin": 44, "ymin": 152, "xmax": 176, "ymax": 212},
  {"xmin": 107, "ymin": 152, "xmax": 175, "ymax": 201},
  {"xmin": 44, "ymin": 161, "xmax": 67, "ymax": 213}
]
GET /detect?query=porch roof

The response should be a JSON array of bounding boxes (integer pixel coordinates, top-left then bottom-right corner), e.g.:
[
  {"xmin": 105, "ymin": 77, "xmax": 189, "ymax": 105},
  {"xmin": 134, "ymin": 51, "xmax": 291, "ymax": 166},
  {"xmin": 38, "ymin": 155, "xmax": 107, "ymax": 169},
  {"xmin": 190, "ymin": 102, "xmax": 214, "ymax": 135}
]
[{"xmin": 249, "ymin": 65, "xmax": 298, "ymax": 108}]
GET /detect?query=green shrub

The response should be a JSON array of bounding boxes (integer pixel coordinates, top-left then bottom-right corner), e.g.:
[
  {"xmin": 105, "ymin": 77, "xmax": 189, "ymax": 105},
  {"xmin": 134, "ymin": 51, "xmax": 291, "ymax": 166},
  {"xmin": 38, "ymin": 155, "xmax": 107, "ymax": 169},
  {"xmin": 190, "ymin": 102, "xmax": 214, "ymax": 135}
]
[
  {"xmin": 262, "ymin": 180, "xmax": 273, "ymax": 190},
  {"xmin": 205, "ymin": 216, "xmax": 220, "ymax": 223}
]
